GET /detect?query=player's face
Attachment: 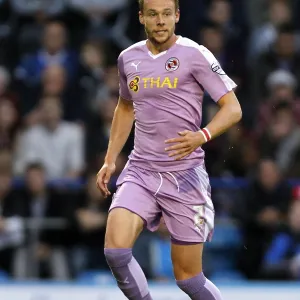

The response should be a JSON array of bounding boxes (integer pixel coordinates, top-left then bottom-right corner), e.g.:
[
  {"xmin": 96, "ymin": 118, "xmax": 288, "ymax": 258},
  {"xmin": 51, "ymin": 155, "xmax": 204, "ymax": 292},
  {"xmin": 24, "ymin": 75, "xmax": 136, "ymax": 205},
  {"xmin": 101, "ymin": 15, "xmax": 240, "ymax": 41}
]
[{"xmin": 139, "ymin": 0, "xmax": 179, "ymax": 45}]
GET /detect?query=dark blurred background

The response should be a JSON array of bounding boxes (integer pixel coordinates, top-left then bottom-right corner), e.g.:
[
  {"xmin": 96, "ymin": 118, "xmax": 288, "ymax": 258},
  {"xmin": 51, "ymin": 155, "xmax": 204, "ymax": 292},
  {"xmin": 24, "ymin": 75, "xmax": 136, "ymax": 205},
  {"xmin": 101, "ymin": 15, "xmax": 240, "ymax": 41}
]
[{"xmin": 0, "ymin": 0, "xmax": 299, "ymax": 283}]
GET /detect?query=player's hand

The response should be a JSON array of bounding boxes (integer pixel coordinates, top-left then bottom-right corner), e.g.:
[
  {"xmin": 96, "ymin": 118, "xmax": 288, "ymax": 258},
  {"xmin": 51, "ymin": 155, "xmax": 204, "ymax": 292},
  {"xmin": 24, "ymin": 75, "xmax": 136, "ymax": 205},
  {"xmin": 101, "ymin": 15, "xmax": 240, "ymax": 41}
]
[
  {"xmin": 96, "ymin": 163, "xmax": 116, "ymax": 198},
  {"xmin": 165, "ymin": 130, "xmax": 205, "ymax": 160}
]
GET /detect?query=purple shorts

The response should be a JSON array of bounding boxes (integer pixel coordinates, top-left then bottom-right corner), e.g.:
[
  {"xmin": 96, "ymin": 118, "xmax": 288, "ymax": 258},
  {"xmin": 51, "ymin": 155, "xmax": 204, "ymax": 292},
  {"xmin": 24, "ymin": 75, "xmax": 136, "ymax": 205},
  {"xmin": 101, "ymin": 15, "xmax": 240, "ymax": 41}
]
[{"xmin": 109, "ymin": 162, "xmax": 215, "ymax": 243}]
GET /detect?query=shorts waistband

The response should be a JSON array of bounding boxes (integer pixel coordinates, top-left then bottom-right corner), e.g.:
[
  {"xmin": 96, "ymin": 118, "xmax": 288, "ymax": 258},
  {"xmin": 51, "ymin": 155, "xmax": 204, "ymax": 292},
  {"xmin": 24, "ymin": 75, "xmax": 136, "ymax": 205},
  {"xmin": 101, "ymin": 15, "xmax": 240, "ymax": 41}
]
[{"xmin": 128, "ymin": 156, "xmax": 204, "ymax": 173}]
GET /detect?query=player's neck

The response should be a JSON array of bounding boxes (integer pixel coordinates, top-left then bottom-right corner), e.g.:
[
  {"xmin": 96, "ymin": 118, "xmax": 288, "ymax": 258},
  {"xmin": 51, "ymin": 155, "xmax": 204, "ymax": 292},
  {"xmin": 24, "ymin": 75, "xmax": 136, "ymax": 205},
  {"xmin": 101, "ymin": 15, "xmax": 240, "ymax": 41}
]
[{"xmin": 147, "ymin": 34, "xmax": 178, "ymax": 55}]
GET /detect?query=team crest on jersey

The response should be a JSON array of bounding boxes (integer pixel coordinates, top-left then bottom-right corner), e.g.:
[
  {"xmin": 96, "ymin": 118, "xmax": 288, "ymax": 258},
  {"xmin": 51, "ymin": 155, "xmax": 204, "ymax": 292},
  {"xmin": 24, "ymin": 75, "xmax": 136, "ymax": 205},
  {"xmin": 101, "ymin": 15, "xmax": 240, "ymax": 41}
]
[
  {"xmin": 129, "ymin": 76, "xmax": 140, "ymax": 92},
  {"xmin": 165, "ymin": 57, "xmax": 180, "ymax": 72},
  {"xmin": 211, "ymin": 62, "xmax": 226, "ymax": 75}
]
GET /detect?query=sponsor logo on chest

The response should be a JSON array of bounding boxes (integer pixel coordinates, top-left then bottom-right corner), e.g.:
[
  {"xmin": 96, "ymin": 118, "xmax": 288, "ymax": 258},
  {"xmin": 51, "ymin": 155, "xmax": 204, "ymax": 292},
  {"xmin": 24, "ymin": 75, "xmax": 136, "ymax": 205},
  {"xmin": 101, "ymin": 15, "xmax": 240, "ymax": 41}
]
[{"xmin": 129, "ymin": 76, "xmax": 178, "ymax": 92}]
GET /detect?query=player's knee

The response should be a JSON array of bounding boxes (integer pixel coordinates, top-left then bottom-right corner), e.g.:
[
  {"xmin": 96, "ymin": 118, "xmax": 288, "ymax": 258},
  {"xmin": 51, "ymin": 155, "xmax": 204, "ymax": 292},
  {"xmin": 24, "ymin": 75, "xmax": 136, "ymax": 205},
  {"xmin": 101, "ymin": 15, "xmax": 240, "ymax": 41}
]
[
  {"xmin": 104, "ymin": 248, "xmax": 132, "ymax": 268},
  {"xmin": 105, "ymin": 208, "xmax": 144, "ymax": 249},
  {"xmin": 173, "ymin": 262, "xmax": 200, "ymax": 281},
  {"xmin": 172, "ymin": 254, "xmax": 203, "ymax": 280},
  {"xmin": 172, "ymin": 243, "xmax": 203, "ymax": 280},
  {"xmin": 104, "ymin": 229, "xmax": 129, "ymax": 249},
  {"xmin": 104, "ymin": 222, "xmax": 136, "ymax": 249}
]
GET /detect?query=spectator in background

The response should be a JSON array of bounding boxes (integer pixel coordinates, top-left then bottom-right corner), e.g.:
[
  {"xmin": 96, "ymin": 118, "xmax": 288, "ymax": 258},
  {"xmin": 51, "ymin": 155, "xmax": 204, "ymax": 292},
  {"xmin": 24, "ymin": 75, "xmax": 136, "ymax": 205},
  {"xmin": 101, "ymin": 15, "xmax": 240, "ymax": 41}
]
[
  {"xmin": 261, "ymin": 199, "xmax": 300, "ymax": 280},
  {"xmin": 71, "ymin": 172, "xmax": 111, "ymax": 275},
  {"xmin": 0, "ymin": 151, "xmax": 24, "ymax": 276},
  {"xmin": 79, "ymin": 40, "xmax": 108, "ymax": 113},
  {"xmin": 22, "ymin": 64, "xmax": 67, "ymax": 126},
  {"xmin": 260, "ymin": 102, "xmax": 300, "ymax": 176},
  {"xmin": 0, "ymin": 99, "xmax": 19, "ymax": 150},
  {"xmin": 12, "ymin": 0, "xmax": 67, "ymax": 56},
  {"xmin": 15, "ymin": 20, "xmax": 78, "ymax": 86},
  {"xmin": 15, "ymin": 163, "xmax": 71, "ymax": 279},
  {"xmin": 254, "ymin": 23, "xmax": 300, "ymax": 98},
  {"xmin": 256, "ymin": 69, "xmax": 300, "ymax": 137},
  {"xmin": 42, "ymin": 64, "xmax": 84, "ymax": 122},
  {"xmin": 206, "ymin": 0, "xmax": 248, "ymax": 48},
  {"xmin": 249, "ymin": 0, "xmax": 293, "ymax": 58},
  {"xmin": 207, "ymin": 0, "xmax": 233, "ymax": 35},
  {"xmin": 238, "ymin": 159, "xmax": 291, "ymax": 279},
  {"xmin": 69, "ymin": 0, "xmax": 128, "ymax": 40},
  {"xmin": 23, "ymin": 64, "xmax": 84, "ymax": 126},
  {"xmin": 14, "ymin": 96, "xmax": 84, "ymax": 180}
]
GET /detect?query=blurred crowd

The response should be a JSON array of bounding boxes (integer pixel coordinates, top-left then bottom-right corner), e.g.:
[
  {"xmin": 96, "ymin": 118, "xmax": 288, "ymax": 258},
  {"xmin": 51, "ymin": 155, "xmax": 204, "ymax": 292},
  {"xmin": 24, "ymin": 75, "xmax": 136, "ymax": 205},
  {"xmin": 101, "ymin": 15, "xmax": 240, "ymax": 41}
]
[{"xmin": 0, "ymin": 0, "xmax": 299, "ymax": 282}]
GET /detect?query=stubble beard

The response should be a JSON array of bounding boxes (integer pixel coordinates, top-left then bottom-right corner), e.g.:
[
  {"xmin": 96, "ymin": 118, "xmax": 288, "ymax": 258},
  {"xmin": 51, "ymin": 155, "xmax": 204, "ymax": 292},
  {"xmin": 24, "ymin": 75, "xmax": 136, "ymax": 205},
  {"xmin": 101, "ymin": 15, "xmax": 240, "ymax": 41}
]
[{"xmin": 144, "ymin": 25, "xmax": 175, "ymax": 46}]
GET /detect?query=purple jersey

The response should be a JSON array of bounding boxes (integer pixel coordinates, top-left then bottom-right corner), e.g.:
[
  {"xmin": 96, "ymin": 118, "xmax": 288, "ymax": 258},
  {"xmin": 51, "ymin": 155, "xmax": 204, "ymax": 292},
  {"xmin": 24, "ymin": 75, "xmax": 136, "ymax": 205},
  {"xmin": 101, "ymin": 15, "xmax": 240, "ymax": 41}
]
[{"xmin": 118, "ymin": 36, "xmax": 237, "ymax": 172}]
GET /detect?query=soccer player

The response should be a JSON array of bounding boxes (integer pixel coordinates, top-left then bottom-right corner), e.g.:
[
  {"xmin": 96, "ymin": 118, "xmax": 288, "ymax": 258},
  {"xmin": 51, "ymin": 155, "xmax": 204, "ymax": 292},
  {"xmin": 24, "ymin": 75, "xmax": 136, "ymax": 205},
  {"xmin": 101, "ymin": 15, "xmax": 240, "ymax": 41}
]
[{"xmin": 96, "ymin": 0, "xmax": 242, "ymax": 299}]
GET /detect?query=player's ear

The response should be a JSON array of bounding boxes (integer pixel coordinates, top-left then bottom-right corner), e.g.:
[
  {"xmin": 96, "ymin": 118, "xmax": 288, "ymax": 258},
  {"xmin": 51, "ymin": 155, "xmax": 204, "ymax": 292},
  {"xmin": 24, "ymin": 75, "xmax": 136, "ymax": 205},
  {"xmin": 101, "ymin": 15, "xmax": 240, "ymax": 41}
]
[
  {"xmin": 175, "ymin": 9, "xmax": 180, "ymax": 23},
  {"xmin": 139, "ymin": 11, "xmax": 145, "ymax": 25}
]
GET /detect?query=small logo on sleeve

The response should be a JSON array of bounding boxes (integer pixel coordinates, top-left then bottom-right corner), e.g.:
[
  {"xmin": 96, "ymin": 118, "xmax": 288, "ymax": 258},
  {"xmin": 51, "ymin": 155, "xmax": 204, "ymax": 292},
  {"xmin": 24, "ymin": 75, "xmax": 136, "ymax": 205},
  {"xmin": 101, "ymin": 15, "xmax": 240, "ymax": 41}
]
[
  {"xmin": 166, "ymin": 57, "xmax": 180, "ymax": 72},
  {"xmin": 129, "ymin": 76, "xmax": 140, "ymax": 92},
  {"xmin": 211, "ymin": 62, "xmax": 226, "ymax": 75}
]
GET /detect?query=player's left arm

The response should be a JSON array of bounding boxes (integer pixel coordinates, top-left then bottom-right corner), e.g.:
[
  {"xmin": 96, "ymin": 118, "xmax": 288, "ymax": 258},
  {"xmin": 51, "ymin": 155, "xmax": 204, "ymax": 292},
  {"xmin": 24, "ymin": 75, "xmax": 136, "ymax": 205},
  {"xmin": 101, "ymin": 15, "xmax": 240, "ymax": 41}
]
[{"xmin": 165, "ymin": 45, "xmax": 242, "ymax": 160}]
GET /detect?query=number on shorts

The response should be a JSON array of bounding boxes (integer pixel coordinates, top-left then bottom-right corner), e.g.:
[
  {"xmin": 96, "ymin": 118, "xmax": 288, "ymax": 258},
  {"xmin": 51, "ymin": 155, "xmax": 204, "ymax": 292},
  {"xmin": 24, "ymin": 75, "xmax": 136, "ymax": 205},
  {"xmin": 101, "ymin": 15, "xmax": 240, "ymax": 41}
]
[{"xmin": 193, "ymin": 205, "xmax": 205, "ymax": 228}]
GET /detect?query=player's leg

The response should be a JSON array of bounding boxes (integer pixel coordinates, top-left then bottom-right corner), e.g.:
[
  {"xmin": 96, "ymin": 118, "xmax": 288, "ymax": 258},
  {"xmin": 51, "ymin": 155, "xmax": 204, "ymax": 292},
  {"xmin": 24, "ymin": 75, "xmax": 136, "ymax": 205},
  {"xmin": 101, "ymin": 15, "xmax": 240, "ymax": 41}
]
[
  {"xmin": 105, "ymin": 207, "xmax": 144, "ymax": 249},
  {"xmin": 172, "ymin": 242, "xmax": 223, "ymax": 300},
  {"xmin": 171, "ymin": 242, "xmax": 203, "ymax": 280},
  {"xmin": 105, "ymin": 208, "xmax": 151, "ymax": 299},
  {"xmin": 104, "ymin": 181, "xmax": 161, "ymax": 300},
  {"xmin": 157, "ymin": 165, "xmax": 222, "ymax": 299}
]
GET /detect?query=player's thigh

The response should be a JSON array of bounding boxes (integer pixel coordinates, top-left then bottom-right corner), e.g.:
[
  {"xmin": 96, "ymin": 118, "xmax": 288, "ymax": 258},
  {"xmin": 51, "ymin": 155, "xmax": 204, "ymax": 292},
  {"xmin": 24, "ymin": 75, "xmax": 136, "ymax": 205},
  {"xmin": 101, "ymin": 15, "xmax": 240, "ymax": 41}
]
[
  {"xmin": 171, "ymin": 242, "xmax": 204, "ymax": 280},
  {"xmin": 159, "ymin": 165, "xmax": 214, "ymax": 245},
  {"xmin": 105, "ymin": 207, "xmax": 144, "ymax": 249},
  {"xmin": 105, "ymin": 181, "xmax": 161, "ymax": 249}
]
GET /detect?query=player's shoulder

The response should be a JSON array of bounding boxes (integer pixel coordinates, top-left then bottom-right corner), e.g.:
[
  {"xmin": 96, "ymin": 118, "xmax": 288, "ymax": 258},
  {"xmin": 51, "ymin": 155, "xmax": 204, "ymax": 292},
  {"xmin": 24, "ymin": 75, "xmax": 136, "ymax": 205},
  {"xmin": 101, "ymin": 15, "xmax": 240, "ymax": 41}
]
[
  {"xmin": 177, "ymin": 37, "xmax": 211, "ymax": 57},
  {"xmin": 118, "ymin": 40, "xmax": 147, "ymax": 60},
  {"xmin": 177, "ymin": 37, "xmax": 220, "ymax": 67}
]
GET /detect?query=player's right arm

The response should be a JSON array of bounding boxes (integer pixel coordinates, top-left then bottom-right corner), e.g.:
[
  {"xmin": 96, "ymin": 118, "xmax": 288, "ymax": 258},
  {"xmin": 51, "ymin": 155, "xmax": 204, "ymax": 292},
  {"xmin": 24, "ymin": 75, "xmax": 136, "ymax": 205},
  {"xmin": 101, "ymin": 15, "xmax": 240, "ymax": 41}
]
[
  {"xmin": 97, "ymin": 53, "xmax": 134, "ymax": 197},
  {"xmin": 96, "ymin": 97, "xmax": 134, "ymax": 197}
]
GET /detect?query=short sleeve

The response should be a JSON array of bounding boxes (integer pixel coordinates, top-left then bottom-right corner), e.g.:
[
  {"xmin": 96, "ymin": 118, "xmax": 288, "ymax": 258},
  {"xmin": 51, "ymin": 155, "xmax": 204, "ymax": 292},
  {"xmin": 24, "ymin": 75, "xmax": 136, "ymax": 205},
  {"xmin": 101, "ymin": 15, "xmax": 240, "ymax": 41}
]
[
  {"xmin": 118, "ymin": 54, "xmax": 132, "ymax": 101},
  {"xmin": 192, "ymin": 46, "xmax": 237, "ymax": 102}
]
